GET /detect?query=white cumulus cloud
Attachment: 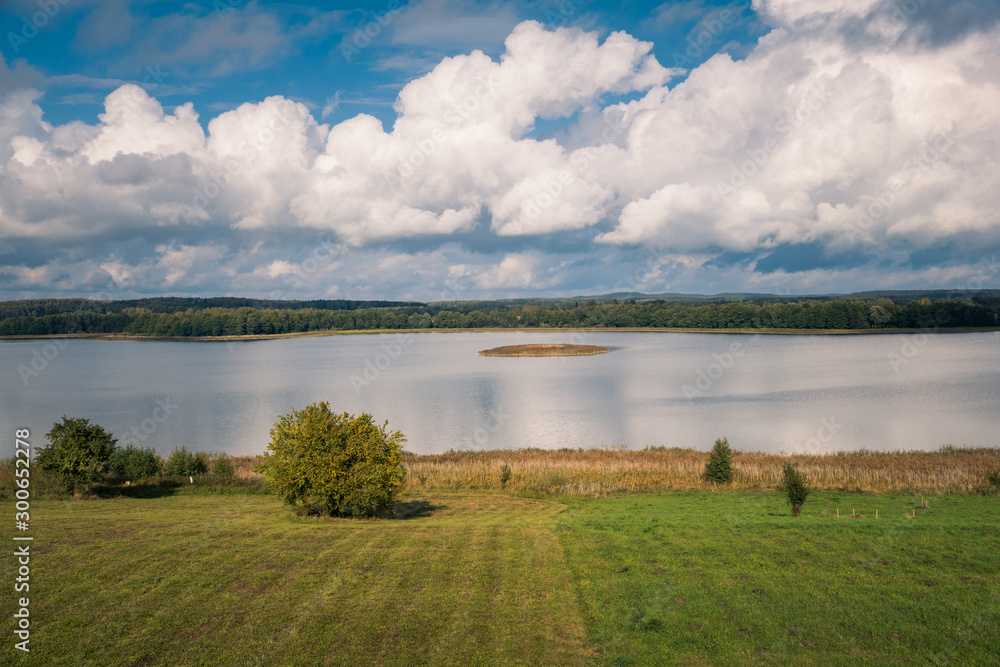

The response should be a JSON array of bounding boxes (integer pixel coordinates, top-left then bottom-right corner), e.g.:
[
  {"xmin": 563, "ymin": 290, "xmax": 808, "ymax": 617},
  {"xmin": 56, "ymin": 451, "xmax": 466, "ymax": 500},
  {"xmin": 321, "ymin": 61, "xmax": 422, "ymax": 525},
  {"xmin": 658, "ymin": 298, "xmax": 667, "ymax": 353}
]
[{"xmin": 1, "ymin": 6, "xmax": 999, "ymax": 300}]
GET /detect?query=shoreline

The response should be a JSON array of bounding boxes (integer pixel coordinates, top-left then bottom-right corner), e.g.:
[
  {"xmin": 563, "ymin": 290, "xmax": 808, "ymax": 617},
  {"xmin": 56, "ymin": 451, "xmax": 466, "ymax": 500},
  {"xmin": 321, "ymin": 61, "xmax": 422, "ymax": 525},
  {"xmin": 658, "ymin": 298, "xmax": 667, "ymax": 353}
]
[{"xmin": 1, "ymin": 325, "xmax": 998, "ymax": 342}]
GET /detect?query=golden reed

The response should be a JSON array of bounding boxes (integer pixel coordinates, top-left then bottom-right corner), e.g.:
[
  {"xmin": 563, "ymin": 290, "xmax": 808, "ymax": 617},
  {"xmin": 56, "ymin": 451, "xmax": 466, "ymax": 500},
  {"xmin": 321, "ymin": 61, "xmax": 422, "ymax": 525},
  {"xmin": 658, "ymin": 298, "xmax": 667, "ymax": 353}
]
[{"xmin": 232, "ymin": 446, "xmax": 1000, "ymax": 496}]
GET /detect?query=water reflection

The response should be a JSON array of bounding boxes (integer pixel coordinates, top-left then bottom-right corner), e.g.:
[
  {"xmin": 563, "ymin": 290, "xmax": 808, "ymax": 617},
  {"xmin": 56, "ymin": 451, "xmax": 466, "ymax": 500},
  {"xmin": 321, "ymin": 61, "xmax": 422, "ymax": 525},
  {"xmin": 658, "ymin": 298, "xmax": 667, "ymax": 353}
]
[{"xmin": 1, "ymin": 331, "xmax": 997, "ymax": 455}]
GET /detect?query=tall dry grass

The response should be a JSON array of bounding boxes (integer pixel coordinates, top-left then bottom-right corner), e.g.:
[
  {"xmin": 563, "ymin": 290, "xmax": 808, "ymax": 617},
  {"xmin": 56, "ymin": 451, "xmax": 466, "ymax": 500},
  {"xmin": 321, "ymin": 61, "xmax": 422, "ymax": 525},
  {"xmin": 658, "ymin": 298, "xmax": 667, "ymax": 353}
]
[
  {"xmin": 398, "ymin": 446, "xmax": 1000, "ymax": 496},
  {"xmin": 7, "ymin": 448, "xmax": 995, "ymax": 499},
  {"xmin": 219, "ymin": 447, "xmax": 1000, "ymax": 496}
]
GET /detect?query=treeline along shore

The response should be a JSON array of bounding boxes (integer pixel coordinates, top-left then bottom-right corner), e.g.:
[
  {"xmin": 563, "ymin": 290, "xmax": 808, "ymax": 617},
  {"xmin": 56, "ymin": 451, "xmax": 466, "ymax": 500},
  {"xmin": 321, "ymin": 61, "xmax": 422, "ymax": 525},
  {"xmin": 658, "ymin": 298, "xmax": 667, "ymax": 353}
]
[{"xmin": 1, "ymin": 292, "xmax": 999, "ymax": 337}]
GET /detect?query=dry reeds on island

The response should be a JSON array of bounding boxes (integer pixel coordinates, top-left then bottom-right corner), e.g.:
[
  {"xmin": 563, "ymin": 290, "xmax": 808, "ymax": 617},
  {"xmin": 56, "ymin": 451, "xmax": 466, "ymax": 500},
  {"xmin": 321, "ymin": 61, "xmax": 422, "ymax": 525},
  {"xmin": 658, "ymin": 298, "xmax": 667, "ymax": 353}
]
[
  {"xmin": 225, "ymin": 446, "xmax": 1000, "ymax": 496},
  {"xmin": 478, "ymin": 343, "xmax": 609, "ymax": 357}
]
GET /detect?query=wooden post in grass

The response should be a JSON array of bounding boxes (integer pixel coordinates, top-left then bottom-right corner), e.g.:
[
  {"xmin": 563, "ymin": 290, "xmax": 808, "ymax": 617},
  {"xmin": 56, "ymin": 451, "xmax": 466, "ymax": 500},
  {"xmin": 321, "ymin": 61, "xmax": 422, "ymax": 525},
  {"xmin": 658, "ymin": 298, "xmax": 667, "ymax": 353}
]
[
  {"xmin": 836, "ymin": 508, "xmax": 839, "ymax": 518},
  {"xmin": 876, "ymin": 509, "xmax": 879, "ymax": 519}
]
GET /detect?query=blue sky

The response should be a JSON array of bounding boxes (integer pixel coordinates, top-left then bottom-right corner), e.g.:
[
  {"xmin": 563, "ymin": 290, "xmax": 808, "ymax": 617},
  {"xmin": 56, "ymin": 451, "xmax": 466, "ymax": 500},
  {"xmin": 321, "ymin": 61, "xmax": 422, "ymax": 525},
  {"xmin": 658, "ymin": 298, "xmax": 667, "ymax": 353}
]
[
  {"xmin": 1, "ymin": 0, "xmax": 999, "ymax": 301},
  {"xmin": 6, "ymin": 1, "xmax": 764, "ymax": 129}
]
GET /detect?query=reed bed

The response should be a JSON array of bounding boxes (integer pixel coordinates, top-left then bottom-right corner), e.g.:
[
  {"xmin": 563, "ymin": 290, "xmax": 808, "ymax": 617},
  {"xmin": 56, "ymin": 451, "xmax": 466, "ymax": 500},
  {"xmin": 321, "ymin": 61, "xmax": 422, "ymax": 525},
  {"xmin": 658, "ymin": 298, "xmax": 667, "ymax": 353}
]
[
  {"xmin": 219, "ymin": 446, "xmax": 1000, "ymax": 496},
  {"xmin": 7, "ymin": 448, "xmax": 992, "ymax": 499},
  {"xmin": 478, "ymin": 343, "xmax": 609, "ymax": 357},
  {"xmin": 399, "ymin": 446, "xmax": 1000, "ymax": 496}
]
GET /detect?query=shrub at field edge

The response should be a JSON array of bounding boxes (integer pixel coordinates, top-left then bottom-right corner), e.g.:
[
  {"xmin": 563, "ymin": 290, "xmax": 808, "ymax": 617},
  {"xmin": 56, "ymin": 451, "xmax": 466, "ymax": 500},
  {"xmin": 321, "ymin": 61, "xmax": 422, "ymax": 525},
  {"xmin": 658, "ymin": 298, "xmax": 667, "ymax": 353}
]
[
  {"xmin": 783, "ymin": 463, "xmax": 810, "ymax": 515},
  {"xmin": 703, "ymin": 437, "xmax": 734, "ymax": 484},
  {"xmin": 257, "ymin": 402, "xmax": 407, "ymax": 518}
]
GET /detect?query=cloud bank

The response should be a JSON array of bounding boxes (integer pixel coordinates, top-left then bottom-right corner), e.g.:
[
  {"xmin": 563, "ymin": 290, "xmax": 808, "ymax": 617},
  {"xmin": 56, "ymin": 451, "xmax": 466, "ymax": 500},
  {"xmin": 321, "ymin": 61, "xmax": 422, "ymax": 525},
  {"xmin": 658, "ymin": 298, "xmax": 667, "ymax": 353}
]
[{"xmin": 2, "ymin": 0, "xmax": 999, "ymax": 299}]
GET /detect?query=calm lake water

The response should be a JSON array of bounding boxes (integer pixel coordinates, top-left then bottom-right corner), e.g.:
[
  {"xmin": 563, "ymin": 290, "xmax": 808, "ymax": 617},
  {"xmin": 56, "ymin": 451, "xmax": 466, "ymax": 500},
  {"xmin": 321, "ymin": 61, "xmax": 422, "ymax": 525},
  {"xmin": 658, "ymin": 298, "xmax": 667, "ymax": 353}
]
[{"xmin": 2, "ymin": 331, "xmax": 998, "ymax": 456}]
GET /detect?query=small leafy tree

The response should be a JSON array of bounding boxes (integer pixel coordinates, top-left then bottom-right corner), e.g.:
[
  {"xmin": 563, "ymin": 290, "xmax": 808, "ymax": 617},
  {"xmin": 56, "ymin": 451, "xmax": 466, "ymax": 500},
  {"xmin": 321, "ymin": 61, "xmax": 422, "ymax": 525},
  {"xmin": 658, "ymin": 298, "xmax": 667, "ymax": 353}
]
[
  {"xmin": 111, "ymin": 444, "xmax": 162, "ymax": 480},
  {"xmin": 164, "ymin": 447, "xmax": 209, "ymax": 476},
  {"xmin": 783, "ymin": 463, "xmax": 809, "ymax": 516},
  {"xmin": 37, "ymin": 417, "xmax": 118, "ymax": 493},
  {"xmin": 211, "ymin": 453, "xmax": 235, "ymax": 478},
  {"xmin": 257, "ymin": 402, "xmax": 406, "ymax": 518},
  {"xmin": 703, "ymin": 437, "xmax": 734, "ymax": 484}
]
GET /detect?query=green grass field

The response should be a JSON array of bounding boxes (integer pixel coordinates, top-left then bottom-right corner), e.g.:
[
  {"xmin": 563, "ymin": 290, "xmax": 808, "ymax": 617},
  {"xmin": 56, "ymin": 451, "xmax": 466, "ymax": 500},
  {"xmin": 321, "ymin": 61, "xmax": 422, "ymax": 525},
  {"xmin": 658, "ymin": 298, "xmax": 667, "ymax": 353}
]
[
  {"xmin": 559, "ymin": 491, "xmax": 1000, "ymax": 665},
  {"xmin": 4, "ymin": 490, "xmax": 998, "ymax": 665}
]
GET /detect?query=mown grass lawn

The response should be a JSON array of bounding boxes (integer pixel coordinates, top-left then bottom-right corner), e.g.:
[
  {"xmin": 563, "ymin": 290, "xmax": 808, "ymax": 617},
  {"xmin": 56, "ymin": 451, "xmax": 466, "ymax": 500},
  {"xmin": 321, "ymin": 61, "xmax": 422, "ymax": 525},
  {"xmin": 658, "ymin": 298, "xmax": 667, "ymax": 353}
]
[
  {"xmin": 5, "ymin": 493, "xmax": 589, "ymax": 666},
  {"xmin": 558, "ymin": 490, "xmax": 1000, "ymax": 666},
  {"xmin": 4, "ymin": 489, "xmax": 999, "ymax": 666}
]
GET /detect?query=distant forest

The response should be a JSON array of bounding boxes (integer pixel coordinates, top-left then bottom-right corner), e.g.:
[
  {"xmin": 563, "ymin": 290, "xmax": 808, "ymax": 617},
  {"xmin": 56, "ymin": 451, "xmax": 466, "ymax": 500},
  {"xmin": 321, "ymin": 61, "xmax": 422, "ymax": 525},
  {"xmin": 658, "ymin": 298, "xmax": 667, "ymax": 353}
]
[{"xmin": 0, "ymin": 293, "xmax": 998, "ymax": 336}]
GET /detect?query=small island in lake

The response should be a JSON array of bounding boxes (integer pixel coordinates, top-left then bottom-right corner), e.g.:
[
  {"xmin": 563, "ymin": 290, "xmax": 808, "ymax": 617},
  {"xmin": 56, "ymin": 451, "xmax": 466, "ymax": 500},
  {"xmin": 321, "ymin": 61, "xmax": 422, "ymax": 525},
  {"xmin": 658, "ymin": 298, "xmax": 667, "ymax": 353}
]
[{"xmin": 479, "ymin": 343, "xmax": 609, "ymax": 357}]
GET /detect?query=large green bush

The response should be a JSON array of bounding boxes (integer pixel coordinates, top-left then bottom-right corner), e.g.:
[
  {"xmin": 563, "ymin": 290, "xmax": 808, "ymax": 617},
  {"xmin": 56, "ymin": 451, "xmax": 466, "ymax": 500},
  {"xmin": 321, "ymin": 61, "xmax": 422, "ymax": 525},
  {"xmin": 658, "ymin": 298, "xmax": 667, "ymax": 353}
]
[
  {"xmin": 111, "ymin": 444, "xmax": 162, "ymax": 480},
  {"xmin": 257, "ymin": 402, "xmax": 407, "ymax": 518},
  {"xmin": 703, "ymin": 437, "xmax": 734, "ymax": 484},
  {"xmin": 36, "ymin": 417, "xmax": 118, "ymax": 493}
]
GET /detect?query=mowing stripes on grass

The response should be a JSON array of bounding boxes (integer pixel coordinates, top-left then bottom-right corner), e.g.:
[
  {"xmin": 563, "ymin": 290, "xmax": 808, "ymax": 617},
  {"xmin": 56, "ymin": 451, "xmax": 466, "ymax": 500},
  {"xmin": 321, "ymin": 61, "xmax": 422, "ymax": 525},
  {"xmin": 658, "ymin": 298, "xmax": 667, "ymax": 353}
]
[{"xmin": 3, "ymin": 494, "xmax": 589, "ymax": 666}]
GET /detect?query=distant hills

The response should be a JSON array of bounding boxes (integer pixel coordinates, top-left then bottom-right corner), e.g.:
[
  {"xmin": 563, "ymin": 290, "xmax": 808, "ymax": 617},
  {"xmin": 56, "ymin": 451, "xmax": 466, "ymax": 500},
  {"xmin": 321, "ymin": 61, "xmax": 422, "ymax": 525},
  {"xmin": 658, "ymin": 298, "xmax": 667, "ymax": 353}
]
[
  {"xmin": 2, "ymin": 290, "xmax": 999, "ymax": 320},
  {"xmin": 432, "ymin": 289, "xmax": 1000, "ymax": 308}
]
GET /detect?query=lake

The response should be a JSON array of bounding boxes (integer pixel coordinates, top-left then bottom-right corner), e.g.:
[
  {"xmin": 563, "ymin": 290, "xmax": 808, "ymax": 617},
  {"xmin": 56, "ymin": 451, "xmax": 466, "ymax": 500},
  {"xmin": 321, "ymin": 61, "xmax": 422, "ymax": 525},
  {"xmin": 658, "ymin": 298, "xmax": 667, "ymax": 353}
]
[{"xmin": 2, "ymin": 330, "xmax": 998, "ymax": 456}]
